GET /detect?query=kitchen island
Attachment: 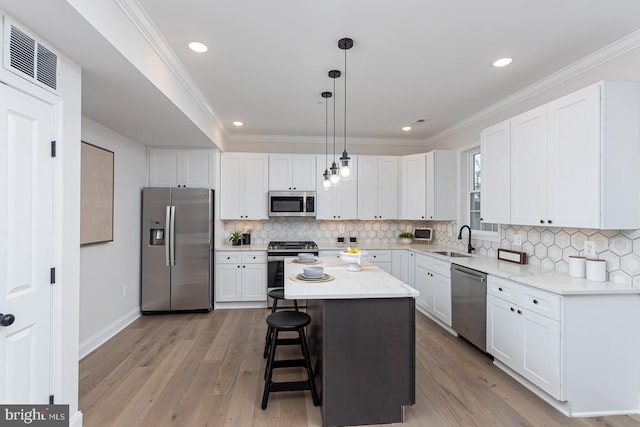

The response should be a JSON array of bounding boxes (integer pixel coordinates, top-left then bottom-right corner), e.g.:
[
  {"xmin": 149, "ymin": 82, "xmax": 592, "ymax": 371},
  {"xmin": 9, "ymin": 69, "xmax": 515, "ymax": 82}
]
[{"xmin": 285, "ymin": 257, "xmax": 419, "ymax": 427}]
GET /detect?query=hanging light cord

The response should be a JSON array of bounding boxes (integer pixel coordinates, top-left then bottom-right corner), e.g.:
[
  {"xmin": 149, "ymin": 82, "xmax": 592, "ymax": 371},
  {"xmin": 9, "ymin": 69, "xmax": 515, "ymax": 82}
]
[
  {"xmin": 333, "ymin": 76, "xmax": 337, "ymax": 163},
  {"xmin": 325, "ymin": 95, "xmax": 329, "ymax": 169},
  {"xmin": 343, "ymin": 47, "xmax": 347, "ymax": 151}
]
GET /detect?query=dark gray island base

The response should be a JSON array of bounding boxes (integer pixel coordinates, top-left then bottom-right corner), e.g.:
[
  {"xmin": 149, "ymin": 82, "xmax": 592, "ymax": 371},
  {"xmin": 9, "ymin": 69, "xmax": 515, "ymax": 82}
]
[{"xmin": 306, "ymin": 297, "xmax": 416, "ymax": 427}]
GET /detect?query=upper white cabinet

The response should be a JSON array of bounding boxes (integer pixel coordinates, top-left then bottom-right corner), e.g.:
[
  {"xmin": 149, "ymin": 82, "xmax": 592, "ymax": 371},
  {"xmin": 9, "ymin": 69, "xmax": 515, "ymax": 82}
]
[
  {"xmin": 148, "ymin": 148, "xmax": 216, "ymax": 188},
  {"xmin": 485, "ymin": 81, "xmax": 640, "ymax": 229},
  {"xmin": 315, "ymin": 155, "xmax": 358, "ymax": 220},
  {"xmin": 425, "ymin": 150, "xmax": 457, "ymax": 221},
  {"xmin": 268, "ymin": 154, "xmax": 317, "ymax": 191},
  {"xmin": 357, "ymin": 156, "xmax": 398, "ymax": 219},
  {"xmin": 220, "ymin": 153, "xmax": 269, "ymax": 219},
  {"xmin": 480, "ymin": 120, "xmax": 511, "ymax": 224},
  {"xmin": 399, "ymin": 154, "xmax": 426, "ymax": 220},
  {"xmin": 510, "ymin": 105, "xmax": 549, "ymax": 226}
]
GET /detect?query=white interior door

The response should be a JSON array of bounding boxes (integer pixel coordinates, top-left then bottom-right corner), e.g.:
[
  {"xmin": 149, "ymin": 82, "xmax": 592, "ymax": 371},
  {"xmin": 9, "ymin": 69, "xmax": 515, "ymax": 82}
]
[{"xmin": 0, "ymin": 84, "xmax": 54, "ymax": 403}]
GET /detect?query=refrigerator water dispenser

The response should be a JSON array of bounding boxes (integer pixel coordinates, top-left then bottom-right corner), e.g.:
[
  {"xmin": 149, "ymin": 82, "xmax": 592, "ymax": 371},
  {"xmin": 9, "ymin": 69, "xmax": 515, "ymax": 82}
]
[{"xmin": 149, "ymin": 220, "xmax": 165, "ymax": 246}]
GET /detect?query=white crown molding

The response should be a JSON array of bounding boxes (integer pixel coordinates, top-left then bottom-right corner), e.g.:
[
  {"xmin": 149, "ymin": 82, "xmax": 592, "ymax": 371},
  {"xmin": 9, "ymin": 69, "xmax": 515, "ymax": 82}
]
[
  {"xmin": 425, "ymin": 28, "xmax": 640, "ymax": 145},
  {"xmin": 225, "ymin": 133, "xmax": 428, "ymax": 146},
  {"xmin": 114, "ymin": 0, "xmax": 228, "ymax": 138}
]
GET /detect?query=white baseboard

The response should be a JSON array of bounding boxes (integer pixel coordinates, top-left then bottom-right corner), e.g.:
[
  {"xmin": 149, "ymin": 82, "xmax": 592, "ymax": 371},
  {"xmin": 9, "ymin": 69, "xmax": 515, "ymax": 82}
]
[
  {"xmin": 69, "ymin": 410, "xmax": 83, "ymax": 427},
  {"xmin": 79, "ymin": 308, "xmax": 140, "ymax": 359}
]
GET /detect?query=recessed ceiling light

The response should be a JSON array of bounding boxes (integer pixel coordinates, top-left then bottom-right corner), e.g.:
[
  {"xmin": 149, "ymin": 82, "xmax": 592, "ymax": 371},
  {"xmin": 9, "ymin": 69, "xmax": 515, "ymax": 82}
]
[
  {"xmin": 188, "ymin": 41, "xmax": 208, "ymax": 53},
  {"xmin": 492, "ymin": 57, "xmax": 513, "ymax": 68},
  {"xmin": 233, "ymin": 121, "xmax": 244, "ymax": 127},
  {"xmin": 402, "ymin": 126, "xmax": 412, "ymax": 132}
]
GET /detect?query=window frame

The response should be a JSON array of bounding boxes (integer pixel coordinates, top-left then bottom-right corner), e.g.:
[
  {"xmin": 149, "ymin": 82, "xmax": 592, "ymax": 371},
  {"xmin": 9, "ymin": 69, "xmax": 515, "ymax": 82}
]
[{"xmin": 458, "ymin": 144, "xmax": 501, "ymax": 243}]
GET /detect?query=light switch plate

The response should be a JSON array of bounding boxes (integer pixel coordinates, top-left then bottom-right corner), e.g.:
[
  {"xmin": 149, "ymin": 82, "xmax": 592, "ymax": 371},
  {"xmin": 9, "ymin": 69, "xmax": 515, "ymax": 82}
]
[
  {"xmin": 513, "ymin": 234, "xmax": 523, "ymax": 246},
  {"xmin": 584, "ymin": 240, "xmax": 596, "ymax": 257}
]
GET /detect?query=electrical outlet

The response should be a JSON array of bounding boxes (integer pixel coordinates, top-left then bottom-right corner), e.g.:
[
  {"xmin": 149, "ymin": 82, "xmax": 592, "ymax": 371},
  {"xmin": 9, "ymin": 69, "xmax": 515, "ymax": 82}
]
[
  {"xmin": 584, "ymin": 240, "xmax": 596, "ymax": 257},
  {"xmin": 339, "ymin": 225, "xmax": 345, "ymax": 234},
  {"xmin": 123, "ymin": 286, "xmax": 127, "ymax": 297},
  {"xmin": 513, "ymin": 234, "xmax": 523, "ymax": 246}
]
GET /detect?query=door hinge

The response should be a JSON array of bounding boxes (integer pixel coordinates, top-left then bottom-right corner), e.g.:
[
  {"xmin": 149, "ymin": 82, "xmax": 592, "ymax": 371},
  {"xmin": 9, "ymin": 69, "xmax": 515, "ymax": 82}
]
[
  {"xmin": 49, "ymin": 395, "xmax": 54, "ymax": 404},
  {"xmin": 50, "ymin": 267, "xmax": 55, "ymax": 284},
  {"xmin": 51, "ymin": 140, "xmax": 56, "ymax": 157}
]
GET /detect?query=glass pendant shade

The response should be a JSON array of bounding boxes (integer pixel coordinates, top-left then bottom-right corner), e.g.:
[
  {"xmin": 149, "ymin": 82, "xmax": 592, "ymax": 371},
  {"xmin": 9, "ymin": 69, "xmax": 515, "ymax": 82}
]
[
  {"xmin": 322, "ymin": 169, "xmax": 331, "ymax": 190},
  {"xmin": 339, "ymin": 151, "xmax": 351, "ymax": 180},
  {"xmin": 330, "ymin": 161, "xmax": 340, "ymax": 185}
]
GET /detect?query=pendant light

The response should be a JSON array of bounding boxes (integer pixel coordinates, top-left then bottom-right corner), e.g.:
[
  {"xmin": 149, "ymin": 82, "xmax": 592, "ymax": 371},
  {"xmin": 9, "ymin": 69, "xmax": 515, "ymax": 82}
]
[
  {"xmin": 328, "ymin": 69, "xmax": 341, "ymax": 186},
  {"xmin": 338, "ymin": 38, "xmax": 353, "ymax": 180},
  {"xmin": 321, "ymin": 91, "xmax": 332, "ymax": 190}
]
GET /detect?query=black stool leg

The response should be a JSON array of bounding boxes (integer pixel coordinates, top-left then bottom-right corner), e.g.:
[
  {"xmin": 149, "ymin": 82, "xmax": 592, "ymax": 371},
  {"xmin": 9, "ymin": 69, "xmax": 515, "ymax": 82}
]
[
  {"xmin": 262, "ymin": 329, "xmax": 279, "ymax": 409},
  {"xmin": 263, "ymin": 325, "xmax": 273, "ymax": 359},
  {"xmin": 294, "ymin": 299, "xmax": 299, "ymax": 311},
  {"xmin": 299, "ymin": 327, "xmax": 319, "ymax": 406}
]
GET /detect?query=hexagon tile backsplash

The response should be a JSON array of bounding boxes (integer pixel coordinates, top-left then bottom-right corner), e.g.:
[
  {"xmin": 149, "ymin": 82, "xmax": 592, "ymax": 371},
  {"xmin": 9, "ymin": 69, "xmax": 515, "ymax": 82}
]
[{"xmin": 222, "ymin": 218, "xmax": 640, "ymax": 286}]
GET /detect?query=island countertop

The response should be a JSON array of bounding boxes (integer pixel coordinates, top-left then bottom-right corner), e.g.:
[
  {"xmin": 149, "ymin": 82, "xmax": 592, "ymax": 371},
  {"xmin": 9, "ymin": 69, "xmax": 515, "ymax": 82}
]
[{"xmin": 285, "ymin": 256, "xmax": 419, "ymax": 300}]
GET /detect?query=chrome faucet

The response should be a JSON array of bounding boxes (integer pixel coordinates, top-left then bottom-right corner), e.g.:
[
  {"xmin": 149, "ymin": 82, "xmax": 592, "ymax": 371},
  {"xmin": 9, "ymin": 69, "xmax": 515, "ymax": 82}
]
[{"xmin": 457, "ymin": 225, "xmax": 475, "ymax": 254}]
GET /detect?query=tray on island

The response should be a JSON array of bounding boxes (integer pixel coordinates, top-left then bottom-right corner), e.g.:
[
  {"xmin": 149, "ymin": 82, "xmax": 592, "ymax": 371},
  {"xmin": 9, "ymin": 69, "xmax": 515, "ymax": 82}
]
[{"xmin": 289, "ymin": 273, "xmax": 334, "ymax": 283}]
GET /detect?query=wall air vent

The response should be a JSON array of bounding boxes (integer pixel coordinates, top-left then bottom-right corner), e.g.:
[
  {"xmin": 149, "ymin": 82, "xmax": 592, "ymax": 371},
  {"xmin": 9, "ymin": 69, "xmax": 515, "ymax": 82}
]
[{"xmin": 3, "ymin": 19, "xmax": 59, "ymax": 93}]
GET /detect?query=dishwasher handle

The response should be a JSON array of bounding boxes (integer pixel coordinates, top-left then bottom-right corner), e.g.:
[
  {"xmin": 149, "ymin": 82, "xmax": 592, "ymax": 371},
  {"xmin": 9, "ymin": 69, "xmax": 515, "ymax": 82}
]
[{"xmin": 452, "ymin": 268, "xmax": 486, "ymax": 282}]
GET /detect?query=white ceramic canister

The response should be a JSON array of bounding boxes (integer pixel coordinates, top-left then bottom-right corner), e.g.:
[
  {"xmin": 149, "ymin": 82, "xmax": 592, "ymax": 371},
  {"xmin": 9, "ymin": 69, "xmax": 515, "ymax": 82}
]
[
  {"xmin": 586, "ymin": 258, "xmax": 607, "ymax": 282},
  {"xmin": 568, "ymin": 256, "xmax": 586, "ymax": 278}
]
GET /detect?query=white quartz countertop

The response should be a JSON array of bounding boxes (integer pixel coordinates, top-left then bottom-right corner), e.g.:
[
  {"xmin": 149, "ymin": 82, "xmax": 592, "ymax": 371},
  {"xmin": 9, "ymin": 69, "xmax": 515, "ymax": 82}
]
[
  {"xmin": 285, "ymin": 257, "xmax": 419, "ymax": 300},
  {"xmin": 215, "ymin": 242, "xmax": 640, "ymax": 296}
]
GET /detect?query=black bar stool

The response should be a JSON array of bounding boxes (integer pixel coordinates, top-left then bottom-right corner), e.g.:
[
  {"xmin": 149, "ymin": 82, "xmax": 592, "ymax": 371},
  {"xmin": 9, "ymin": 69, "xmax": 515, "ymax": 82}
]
[
  {"xmin": 261, "ymin": 311, "xmax": 319, "ymax": 410},
  {"xmin": 263, "ymin": 288, "xmax": 299, "ymax": 358}
]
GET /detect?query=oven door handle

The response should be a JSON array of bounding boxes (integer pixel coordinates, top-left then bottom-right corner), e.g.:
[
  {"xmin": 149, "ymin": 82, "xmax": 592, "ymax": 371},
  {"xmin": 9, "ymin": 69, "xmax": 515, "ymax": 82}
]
[{"xmin": 267, "ymin": 256, "xmax": 286, "ymax": 262}]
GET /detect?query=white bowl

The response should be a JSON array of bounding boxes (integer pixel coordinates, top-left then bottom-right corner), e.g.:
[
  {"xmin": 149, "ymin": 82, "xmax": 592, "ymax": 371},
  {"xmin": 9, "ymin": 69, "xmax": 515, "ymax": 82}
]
[
  {"xmin": 303, "ymin": 266, "xmax": 324, "ymax": 278},
  {"xmin": 298, "ymin": 253, "xmax": 314, "ymax": 261}
]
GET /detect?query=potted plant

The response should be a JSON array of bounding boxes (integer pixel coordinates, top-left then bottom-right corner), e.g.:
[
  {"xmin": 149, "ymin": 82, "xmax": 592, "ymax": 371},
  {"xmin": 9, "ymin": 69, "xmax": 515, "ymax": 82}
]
[
  {"xmin": 229, "ymin": 230, "xmax": 243, "ymax": 246},
  {"xmin": 398, "ymin": 232, "xmax": 414, "ymax": 244}
]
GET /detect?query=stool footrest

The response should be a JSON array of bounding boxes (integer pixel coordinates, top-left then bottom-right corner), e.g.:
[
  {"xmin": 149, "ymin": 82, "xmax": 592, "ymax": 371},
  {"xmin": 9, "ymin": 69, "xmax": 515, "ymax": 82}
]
[
  {"xmin": 275, "ymin": 338, "xmax": 301, "ymax": 346},
  {"xmin": 272, "ymin": 359, "xmax": 306, "ymax": 369},
  {"xmin": 268, "ymin": 380, "xmax": 313, "ymax": 393}
]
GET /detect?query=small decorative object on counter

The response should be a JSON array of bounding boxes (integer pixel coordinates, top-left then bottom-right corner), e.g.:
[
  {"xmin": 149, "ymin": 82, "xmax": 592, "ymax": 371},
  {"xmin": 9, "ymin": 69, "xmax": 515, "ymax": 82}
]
[
  {"xmin": 398, "ymin": 232, "xmax": 414, "ymax": 244},
  {"xmin": 569, "ymin": 255, "xmax": 586, "ymax": 278},
  {"xmin": 341, "ymin": 248, "xmax": 368, "ymax": 271},
  {"xmin": 586, "ymin": 258, "xmax": 607, "ymax": 282},
  {"xmin": 229, "ymin": 230, "xmax": 243, "ymax": 246}
]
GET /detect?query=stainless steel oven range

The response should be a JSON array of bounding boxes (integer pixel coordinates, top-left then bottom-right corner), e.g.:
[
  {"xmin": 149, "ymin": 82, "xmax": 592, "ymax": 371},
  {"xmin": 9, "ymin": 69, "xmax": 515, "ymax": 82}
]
[{"xmin": 267, "ymin": 241, "xmax": 318, "ymax": 308}]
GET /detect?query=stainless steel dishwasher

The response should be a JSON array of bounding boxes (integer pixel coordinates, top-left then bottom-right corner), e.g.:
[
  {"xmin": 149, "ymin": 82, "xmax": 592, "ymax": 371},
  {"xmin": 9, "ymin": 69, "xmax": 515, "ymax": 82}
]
[{"xmin": 451, "ymin": 264, "xmax": 487, "ymax": 352}]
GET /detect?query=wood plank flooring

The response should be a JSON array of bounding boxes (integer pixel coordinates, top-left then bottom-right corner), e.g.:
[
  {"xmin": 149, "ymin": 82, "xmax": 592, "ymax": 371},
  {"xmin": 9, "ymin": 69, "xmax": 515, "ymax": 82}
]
[{"xmin": 79, "ymin": 309, "xmax": 640, "ymax": 426}]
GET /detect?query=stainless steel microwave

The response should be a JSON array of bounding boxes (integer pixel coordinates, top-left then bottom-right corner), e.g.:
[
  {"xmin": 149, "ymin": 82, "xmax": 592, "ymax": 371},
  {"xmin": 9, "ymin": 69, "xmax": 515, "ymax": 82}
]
[{"xmin": 268, "ymin": 191, "xmax": 316, "ymax": 217}]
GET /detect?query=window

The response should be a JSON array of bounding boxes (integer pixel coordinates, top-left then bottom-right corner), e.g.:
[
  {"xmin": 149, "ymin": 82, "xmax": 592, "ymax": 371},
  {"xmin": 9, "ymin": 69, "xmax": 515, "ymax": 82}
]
[{"xmin": 464, "ymin": 147, "xmax": 499, "ymax": 239}]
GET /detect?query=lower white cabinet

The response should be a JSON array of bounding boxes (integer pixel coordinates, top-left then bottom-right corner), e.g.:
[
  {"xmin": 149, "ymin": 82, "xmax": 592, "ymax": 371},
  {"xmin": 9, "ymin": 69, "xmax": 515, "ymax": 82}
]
[
  {"xmin": 216, "ymin": 251, "xmax": 267, "ymax": 302},
  {"xmin": 366, "ymin": 250, "xmax": 391, "ymax": 274},
  {"xmin": 414, "ymin": 254, "xmax": 451, "ymax": 326},
  {"xmin": 391, "ymin": 250, "xmax": 415, "ymax": 286}
]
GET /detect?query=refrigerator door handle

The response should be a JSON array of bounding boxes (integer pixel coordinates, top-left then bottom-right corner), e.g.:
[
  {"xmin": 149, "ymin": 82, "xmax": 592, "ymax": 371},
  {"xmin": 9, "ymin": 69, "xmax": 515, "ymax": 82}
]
[
  {"xmin": 165, "ymin": 205, "xmax": 171, "ymax": 267},
  {"xmin": 170, "ymin": 205, "xmax": 176, "ymax": 265}
]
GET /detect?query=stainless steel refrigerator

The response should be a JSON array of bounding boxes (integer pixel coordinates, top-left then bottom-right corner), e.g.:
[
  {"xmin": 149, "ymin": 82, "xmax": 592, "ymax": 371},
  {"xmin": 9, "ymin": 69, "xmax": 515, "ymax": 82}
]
[{"xmin": 141, "ymin": 187, "xmax": 213, "ymax": 313}]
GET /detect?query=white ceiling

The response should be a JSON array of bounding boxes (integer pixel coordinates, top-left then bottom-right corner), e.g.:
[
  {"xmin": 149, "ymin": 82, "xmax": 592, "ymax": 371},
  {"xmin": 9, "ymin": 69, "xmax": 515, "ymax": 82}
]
[{"xmin": 3, "ymin": 0, "xmax": 640, "ymax": 148}]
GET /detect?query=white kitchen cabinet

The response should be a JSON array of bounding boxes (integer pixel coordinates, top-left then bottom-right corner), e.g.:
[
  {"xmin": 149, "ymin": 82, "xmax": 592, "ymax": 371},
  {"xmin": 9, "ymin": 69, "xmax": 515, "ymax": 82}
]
[
  {"xmin": 480, "ymin": 120, "xmax": 511, "ymax": 224},
  {"xmin": 487, "ymin": 275, "xmax": 561, "ymax": 399},
  {"xmin": 148, "ymin": 148, "xmax": 216, "ymax": 188},
  {"xmin": 414, "ymin": 254, "xmax": 451, "ymax": 326},
  {"xmin": 357, "ymin": 156, "xmax": 398, "ymax": 219},
  {"xmin": 216, "ymin": 251, "xmax": 267, "ymax": 302},
  {"xmin": 366, "ymin": 250, "xmax": 391, "ymax": 274},
  {"xmin": 399, "ymin": 154, "xmax": 426, "ymax": 220},
  {"xmin": 425, "ymin": 150, "xmax": 457, "ymax": 221},
  {"xmin": 220, "ymin": 153, "xmax": 269, "ymax": 219},
  {"xmin": 315, "ymin": 155, "xmax": 358, "ymax": 220},
  {"xmin": 508, "ymin": 81, "xmax": 640, "ymax": 229},
  {"xmin": 391, "ymin": 250, "xmax": 415, "ymax": 286},
  {"xmin": 269, "ymin": 154, "xmax": 317, "ymax": 191}
]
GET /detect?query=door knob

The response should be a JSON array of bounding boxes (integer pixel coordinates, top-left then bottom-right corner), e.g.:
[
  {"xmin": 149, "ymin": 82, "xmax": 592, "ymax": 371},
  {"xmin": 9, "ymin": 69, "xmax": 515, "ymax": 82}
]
[{"xmin": 0, "ymin": 313, "xmax": 16, "ymax": 327}]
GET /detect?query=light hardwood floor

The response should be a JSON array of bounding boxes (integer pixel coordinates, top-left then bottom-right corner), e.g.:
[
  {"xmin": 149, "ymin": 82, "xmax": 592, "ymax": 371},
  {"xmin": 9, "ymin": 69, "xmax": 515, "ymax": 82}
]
[{"xmin": 80, "ymin": 309, "xmax": 640, "ymax": 426}]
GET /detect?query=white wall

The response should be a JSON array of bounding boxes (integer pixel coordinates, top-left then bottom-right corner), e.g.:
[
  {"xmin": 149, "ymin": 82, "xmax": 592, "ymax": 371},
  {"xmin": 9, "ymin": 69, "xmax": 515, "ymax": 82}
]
[{"xmin": 79, "ymin": 118, "xmax": 147, "ymax": 358}]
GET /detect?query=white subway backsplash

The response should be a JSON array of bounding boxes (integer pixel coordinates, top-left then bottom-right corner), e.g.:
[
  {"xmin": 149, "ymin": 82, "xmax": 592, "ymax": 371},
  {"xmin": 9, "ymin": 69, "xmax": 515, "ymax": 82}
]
[{"xmin": 222, "ymin": 219, "xmax": 640, "ymax": 286}]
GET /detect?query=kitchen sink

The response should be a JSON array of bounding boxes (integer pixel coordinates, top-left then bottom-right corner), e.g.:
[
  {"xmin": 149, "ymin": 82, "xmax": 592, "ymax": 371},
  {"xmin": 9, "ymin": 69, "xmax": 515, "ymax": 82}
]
[{"xmin": 432, "ymin": 250, "xmax": 471, "ymax": 258}]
